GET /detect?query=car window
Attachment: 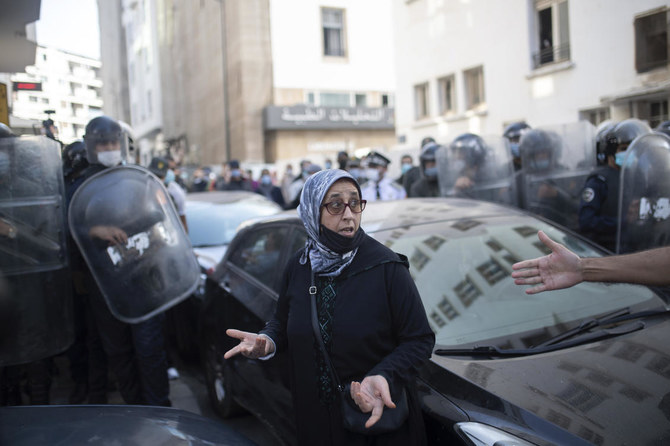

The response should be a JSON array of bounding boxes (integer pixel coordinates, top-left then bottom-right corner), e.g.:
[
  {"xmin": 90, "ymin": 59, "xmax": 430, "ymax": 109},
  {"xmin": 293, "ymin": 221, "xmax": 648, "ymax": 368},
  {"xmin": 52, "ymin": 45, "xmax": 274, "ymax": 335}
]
[
  {"xmin": 288, "ymin": 228, "xmax": 307, "ymax": 259},
  {"xmin": 369, "ymin": 217, "xmax": 664, "ymax": 348},
  {"xmin": 229, "ymin": 226, "xmax": 289, "ymax": 287},
  {"xmin": 186, "ymin": 199, "xmax": 281, "ymax": 247}
]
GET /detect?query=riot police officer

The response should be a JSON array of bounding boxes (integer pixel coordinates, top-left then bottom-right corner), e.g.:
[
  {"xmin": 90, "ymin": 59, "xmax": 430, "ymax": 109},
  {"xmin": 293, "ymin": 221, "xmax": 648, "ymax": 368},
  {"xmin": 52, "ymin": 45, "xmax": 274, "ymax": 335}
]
[
  {"xmin": 70, "ymin": 115, "xmax": 172, "ymax": 406},
  {"xmin": 503, "ymin": 122, "xmax": 531, "ymax": 171},
  {"xmin": 578, "ymin": 118, "xmax": 651, "ymax": 252},
  {"xmin": 409, "ymin": 142, "xmax": 441, "ymax": 197},
  {"xmin": 360, "ymin": 151, "xmax": 406, "ymax": 201},
  {"xmin": 449, "ymin": 133, "xmax": 490, "ymax": 197},
  {"xmin": 655, "ymin": 120, "xmax": 670, "ymax": 138}
]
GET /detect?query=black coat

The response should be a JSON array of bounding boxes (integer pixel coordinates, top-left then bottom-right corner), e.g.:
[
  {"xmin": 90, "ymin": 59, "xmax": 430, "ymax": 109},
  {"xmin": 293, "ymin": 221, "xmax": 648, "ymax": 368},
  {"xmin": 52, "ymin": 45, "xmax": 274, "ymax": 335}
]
[{"xmin": 262, "ymin": 235, "xmax": 435, "ymax": 446}]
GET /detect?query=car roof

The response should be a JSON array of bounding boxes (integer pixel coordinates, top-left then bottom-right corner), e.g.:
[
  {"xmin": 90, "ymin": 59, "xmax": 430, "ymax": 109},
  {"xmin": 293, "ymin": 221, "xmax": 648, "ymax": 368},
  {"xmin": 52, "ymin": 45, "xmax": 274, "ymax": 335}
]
[
  {"xmin": 186, "ymin": 190, "xmax": 269, "ymax": 205},
  {"xmin": 232, "ymin": 197, "xmax": 531, "ymax": 234}
]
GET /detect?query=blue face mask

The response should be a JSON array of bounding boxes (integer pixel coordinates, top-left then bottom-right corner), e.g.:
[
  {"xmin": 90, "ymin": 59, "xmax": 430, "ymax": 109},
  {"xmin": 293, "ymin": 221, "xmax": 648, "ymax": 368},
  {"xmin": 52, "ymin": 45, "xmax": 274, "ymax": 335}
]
[
  {"xmin": 165, "ymin": 169, "xmax": 176, "ymax": 184},
  {"xmin": 401, "ymin": 163, "xmax": 412, "ymax": 175},
  {"xmin": 533, "ymin": 159, "xmax": 551, "ymax": 171},
  {"xmin": 231, "ymin": 169, "xmax": 241, "ymax": 178},
  {"xmin": 261, "ymin": 174, "xmax": 272, "ymax": 185},
  {"xmin": 615, "ymin": 151, "xmax": 627, "ymax": 167},
  {"xmin": 349, "ymin": 168, "xmax": 361, "ymax": 179},
  {"xmin": 325, "ymin": 162, "xmax": 332, "ymax": 169},
  {"xmin": 424, "ymin": 166, "xmax": 438, "ymax": 178}
]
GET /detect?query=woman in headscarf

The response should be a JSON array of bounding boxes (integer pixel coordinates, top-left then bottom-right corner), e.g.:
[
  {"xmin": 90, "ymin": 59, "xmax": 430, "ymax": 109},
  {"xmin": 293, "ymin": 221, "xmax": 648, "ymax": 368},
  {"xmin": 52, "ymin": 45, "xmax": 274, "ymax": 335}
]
[{"xmin": 224, "ymin": 169, "xmax": 435, "ymax": 445}]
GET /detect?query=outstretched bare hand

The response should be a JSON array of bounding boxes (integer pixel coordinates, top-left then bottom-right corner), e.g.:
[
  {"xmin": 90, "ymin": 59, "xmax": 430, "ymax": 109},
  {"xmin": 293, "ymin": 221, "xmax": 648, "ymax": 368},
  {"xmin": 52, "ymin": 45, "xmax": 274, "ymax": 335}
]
[
  {"xmin": 350, "ymin": 375, "xmax": 396, "ymax": 429},
  {"xmin": 223, "ymin": 329, "xmax": 274, "ymax": 359},
  {"xmin": 511, "ymin": 230, "xmax": 584, "ymax": 294}
]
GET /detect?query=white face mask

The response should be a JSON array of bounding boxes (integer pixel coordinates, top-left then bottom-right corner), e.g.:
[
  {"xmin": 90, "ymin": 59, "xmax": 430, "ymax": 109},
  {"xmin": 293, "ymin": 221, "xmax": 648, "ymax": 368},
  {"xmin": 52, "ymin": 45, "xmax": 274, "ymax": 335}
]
[
  {"xmin": 98, "ymin": 150, "xmax": 122, "ymax": 167},
  {"xmin": 366, "ymin": 168, "xmax": 380, "ymax": 182}
]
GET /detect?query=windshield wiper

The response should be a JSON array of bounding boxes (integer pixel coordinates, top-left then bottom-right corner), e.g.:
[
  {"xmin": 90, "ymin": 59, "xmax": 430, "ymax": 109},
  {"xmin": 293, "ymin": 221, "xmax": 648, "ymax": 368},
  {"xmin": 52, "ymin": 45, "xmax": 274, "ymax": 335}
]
[{"xmin": 435, "ymin": 307, "xmax": 670, "ymax": 358}]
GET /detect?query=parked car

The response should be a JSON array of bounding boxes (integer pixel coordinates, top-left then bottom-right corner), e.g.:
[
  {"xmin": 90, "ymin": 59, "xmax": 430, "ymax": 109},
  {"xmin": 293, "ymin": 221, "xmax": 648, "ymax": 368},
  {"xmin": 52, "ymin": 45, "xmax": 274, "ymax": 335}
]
[
  {"xmin": 0, "ymin": 405, "xmax": 258, "ymax": 446},
  {"xmin": 199, "ymin": 197, "xmax": 670, "ymax": 445},
  {"xmin": 166, "ymin": 191, "xmax": 282, "ymax": 361}
]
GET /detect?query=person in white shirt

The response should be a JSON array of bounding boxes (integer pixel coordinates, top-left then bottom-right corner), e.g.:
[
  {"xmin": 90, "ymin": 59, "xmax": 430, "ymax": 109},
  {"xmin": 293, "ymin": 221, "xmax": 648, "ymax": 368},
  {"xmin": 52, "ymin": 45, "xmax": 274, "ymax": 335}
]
[{"xmin": 360, "ymin": 151, "xmax": 406, "ymax": 202}]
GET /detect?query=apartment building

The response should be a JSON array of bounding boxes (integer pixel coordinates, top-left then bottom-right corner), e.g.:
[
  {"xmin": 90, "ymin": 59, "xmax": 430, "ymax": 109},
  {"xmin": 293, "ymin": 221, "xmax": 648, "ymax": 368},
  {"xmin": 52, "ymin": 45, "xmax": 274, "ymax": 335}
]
[
  {"xmin": 9, "ymin": 45, "xmax": 103, "ymax": 142},
  {"xmin": 393, "ymin": 0, "xmax": 670, "ymax": 157}
]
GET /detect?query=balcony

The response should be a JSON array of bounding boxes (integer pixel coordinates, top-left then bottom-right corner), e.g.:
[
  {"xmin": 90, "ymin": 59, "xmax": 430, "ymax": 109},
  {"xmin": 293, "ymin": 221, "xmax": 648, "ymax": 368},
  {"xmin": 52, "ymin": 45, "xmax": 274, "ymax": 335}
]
[{"xmin": 532, "ymin": 42, "xmax": 570, "ymax": 69}]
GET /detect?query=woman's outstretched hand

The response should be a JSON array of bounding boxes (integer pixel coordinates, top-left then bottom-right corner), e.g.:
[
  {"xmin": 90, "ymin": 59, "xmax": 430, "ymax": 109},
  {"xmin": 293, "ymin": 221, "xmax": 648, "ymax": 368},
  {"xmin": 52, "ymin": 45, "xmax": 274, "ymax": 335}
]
[
  {"xmin": 223, "ymin": 329, "xmax": 274, "ymax": 359},
  {"xmin": 511, "ymin": 230, "xmax": 584, "ymax": 294},
  {"xmin": 350, "ymin": 375, "xmax": 396, "ymax": 428}
]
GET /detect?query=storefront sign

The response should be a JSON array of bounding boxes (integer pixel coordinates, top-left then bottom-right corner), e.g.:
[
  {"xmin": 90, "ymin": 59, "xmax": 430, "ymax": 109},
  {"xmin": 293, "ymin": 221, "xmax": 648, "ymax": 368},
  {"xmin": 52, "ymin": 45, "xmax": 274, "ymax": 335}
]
[{"xmin": 264, "ymin": 105, "xmax": 394, "ymax": 130}]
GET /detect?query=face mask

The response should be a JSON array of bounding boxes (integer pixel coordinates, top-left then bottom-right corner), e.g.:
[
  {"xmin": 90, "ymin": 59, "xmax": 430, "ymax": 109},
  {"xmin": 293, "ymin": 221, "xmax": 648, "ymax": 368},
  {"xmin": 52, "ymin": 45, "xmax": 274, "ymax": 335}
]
[
  {"xmin": 452, "ymin": 160, "xmax": 465, "ymax": 173},
  {"xmin": 165, "ymin": 169, "xmax": 176, "ymax": 184},
  {"xmin": 349, "ymin": 168, "xmax": 361, "ymax": 180},
  {"xmin": 261, "ymin": 174, "xmax": 272, "ymax": 185},
  {"xmin": 510, "ymin": 143, "xmax": 520, "ymax": 158},
  {"xmin": 325, "ymin": 162, "xmax": 332, "ymax": 169},
  {"xmin": 366, "ymin": 168, "xmax": 380, "ymax": 182},
  {"xmin": 533, "ymin": 159, "xmax": 551, "ymax": 171},
  {"xmin": 424, "ymin": 166, "xmax": 438, "ymax": 178},
  {"xmin": 98, "ymin": 150, "xmax": 121, "ymax": 167},
  {"xmin": 231, "ymin": 169, "xmax": 241, "ymax": 178},
  {"xmin": 401, "ymin": 163, "xmax": 412, "ymax": 175},
  {"xmin": 615, "ymin": 151, "xmax": 627, "ymax": 167}
]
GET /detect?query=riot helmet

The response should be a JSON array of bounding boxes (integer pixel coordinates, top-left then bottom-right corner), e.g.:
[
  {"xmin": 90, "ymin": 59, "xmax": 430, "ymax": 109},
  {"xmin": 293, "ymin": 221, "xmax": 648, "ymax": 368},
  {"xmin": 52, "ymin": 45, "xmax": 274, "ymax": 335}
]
[
  {"xmin": 595, "ymin": 120, "xmax": 617, "ymax": 165},
  {"xmin": 62, "ymin": 140, "xmax": 89, "ymax": 178},
  {"xmin": 83, "ymin": 116, "xmax": 125, "ymax": 167},
  {"xmin": 420, "ymin": 136, "xmax": 436, "ymax": 149},
  {"xmin": 450, "ymin": 133, "xmax": 488, "ymax": 168},
  {"xmin": 603, "ymin": 118, "xmax": 652, "ymax": 158},
  {"xmin": 503, "ymin": 122, "xmax": 531, "ymax": 165},
  {"xmin": 654, "ymin": 120, "xmax": 670, "ymax": 138},
  {"xmin": 419, "ymin": 142, "xmax": 439, "ymax": 179},
  {"xmin": 519, "ymin": 129, "xmax": 561, "ymax": 173}
]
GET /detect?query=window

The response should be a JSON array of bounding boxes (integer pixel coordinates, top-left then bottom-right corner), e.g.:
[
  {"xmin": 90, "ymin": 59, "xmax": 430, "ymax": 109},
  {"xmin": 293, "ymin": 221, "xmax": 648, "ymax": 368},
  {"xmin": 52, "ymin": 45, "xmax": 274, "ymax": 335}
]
[
  {"xmin": 320, "ymin": 92, "xmax": 350, "ymax": 106},
  {"xmin": 414, "ymin": 82, "xmax": 429, "ymax": 119},
  {"xmin": 579, "ymin": 107, "xmax": 610, "ymax": 126},
  {"xmin": 649, "ymin": 100, "xmax": 669, "ymax": 128},
  {"xmin": 322, "ymin": 8, "xmax": 346, "ymax": 57},
  {"xmin": 229, "ymin": 227, "xmax": 289, "ymax": 287},
  {"xmin": 355, "ymin": 93, "xmax": 366, "ymax": 107},
  {"xmin": 464, "ymin": 66, "xmax": 485, "ymax": 110},
  {"xmin": 382, "ymin": 94, "xmax": 389, "ymax": 107},
  {"xmin": 438, "ymin": 74, "xmax": 456, "ymax": 114},
  {"xmin": 635, "ymin": 10, "xmax": 668, "ymax": 73},
  {"xmin": 533, "ymin": 0, "xmax": 570, "ymax": 68},
  {"xmin": 307, "ymin": 92, "xmax": 315, "ymax": 105}
]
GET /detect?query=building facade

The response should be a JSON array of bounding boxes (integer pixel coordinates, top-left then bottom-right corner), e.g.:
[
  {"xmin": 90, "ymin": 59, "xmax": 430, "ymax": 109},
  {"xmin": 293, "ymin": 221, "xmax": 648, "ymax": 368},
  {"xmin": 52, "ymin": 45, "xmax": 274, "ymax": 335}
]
[
  {"xmin": 392, "ymin": 0, "xmax": 670, "ymax": 160},
  {"xmin": 100, "ymin": 0, "xmax": 397, "ymax": 171},
  {"xmin": 9, "ymin": 45, "xmax": 103, "ymax": 142}
]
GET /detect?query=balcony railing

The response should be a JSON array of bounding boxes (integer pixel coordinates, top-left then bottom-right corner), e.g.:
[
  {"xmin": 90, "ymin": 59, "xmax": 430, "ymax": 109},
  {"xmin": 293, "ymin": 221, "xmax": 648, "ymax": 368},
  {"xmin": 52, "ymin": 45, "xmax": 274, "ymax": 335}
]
[{"xmin": 532, "ymin": 42, "xmax": 571, "ymax": 69}]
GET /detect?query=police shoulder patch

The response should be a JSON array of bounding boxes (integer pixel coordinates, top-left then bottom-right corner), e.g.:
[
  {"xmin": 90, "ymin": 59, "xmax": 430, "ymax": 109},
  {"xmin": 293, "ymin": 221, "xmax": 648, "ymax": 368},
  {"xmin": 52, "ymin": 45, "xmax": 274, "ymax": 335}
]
[{"xmin": 581, "ymin": 187, "xmax": 595, "ymax": 203}]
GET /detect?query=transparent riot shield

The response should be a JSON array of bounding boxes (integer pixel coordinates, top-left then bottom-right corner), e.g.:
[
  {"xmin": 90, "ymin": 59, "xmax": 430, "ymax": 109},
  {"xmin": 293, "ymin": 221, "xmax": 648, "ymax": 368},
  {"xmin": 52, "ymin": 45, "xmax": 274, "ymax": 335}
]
[
  {"xmin": 617, "ymin": 133, "xmax": 670, "ymax": 254},
  {"xmin": 437, "ymin": 135, "xmax": 517, "ymax": 206},
  {"xmin": 519, "ymin": 121, "xmax": 596, "ymax": 231},
  {"xmin": 68, "ymin": 165, "xmax": 200, "ymax": 323},
  {"xmin": 0, "ymin": 136, "xmax": 73, "ymax": 367}
]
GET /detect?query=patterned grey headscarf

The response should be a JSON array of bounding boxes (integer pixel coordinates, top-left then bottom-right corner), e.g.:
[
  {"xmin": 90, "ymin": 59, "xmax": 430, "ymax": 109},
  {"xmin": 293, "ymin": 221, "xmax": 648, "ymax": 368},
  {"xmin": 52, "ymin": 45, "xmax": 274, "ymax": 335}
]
[{"xmin": 297, "ymin": 169, "xmax": 362, "ymax": 277}]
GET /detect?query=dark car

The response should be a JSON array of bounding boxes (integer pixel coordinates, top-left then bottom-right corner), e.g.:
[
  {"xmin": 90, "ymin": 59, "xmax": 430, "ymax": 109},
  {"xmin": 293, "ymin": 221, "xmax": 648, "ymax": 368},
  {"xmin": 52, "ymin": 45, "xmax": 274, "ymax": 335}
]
[
  {"xmin": 199, "ymin": 198, "xmax": 670, "ymax": 445},
  {"xmin": 0, "ymin": 405, "xmax": 259, "ymax": 446},
  {"xmin": 167, "ymin": 191, "xmax": 282, "ymax": 361}
]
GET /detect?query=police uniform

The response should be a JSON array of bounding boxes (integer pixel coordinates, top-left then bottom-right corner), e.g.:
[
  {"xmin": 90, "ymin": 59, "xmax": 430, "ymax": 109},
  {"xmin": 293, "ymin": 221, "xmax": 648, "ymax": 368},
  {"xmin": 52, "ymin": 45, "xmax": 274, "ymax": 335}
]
[
  {"xmin": 578, "ymin": 165, "xmax": 620, "ymax": 252},
  {"xmin": 360, "ymin": 152, "xmax": 407, "ymax": 202}
]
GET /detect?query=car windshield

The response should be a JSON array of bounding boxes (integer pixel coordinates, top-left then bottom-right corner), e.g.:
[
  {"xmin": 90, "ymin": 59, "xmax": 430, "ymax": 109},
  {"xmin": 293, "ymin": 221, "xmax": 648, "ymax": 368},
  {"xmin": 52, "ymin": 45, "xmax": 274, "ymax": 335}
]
[
  {"xmin": 186, "ymin": 198, "xmax": 281, "ymax": 247},
  {"xmin": 370, "ymin": 216, "xmax": 665, "ymax": 348}
]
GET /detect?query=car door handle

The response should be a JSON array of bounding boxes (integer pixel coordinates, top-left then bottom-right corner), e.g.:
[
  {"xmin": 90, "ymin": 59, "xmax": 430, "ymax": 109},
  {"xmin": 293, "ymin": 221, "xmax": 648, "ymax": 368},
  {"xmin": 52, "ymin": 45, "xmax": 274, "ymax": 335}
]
[{"xmin": 220, "ymin": 280, "xmax": 232, "ymax": 293}]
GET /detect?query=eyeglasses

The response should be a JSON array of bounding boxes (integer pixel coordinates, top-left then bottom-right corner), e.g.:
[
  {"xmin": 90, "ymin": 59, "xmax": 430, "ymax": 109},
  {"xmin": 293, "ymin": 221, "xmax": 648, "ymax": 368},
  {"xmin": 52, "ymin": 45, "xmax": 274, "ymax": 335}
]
[{"xmin": 321, "ymin": 199, "xmax": 367, "ymax": 215}]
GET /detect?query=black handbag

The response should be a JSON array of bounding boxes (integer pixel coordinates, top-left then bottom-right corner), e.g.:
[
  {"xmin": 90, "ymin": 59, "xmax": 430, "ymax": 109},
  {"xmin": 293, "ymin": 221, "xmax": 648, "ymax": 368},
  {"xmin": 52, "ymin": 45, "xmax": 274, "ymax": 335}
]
[{"xmin": 308, "ymin": 270, "xmax": 409, "ymax": 435}]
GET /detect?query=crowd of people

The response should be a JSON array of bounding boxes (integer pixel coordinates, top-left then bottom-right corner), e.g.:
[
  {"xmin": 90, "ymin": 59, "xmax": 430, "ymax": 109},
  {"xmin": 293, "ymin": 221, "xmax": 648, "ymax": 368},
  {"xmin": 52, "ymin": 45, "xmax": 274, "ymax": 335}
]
[{"xmin": 3, "ymin": 110, "xmax": 670, "ymax": 445}]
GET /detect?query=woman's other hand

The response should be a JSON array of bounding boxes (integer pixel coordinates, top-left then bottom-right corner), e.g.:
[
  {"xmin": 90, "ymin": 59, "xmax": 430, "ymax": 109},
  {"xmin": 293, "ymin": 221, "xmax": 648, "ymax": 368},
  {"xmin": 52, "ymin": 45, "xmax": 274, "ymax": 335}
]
[
  {"xmin": 350, "ymin": 375, "xmax": 396, "ymax": 428},
  {"xmin": 223, "ymin": 329, "xmax": 275, "ymax": 359}
]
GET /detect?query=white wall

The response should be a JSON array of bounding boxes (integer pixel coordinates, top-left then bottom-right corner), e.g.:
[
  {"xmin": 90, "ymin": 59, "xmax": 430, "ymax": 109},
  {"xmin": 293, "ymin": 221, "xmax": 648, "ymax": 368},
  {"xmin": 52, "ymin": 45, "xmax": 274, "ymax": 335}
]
[
  {"xmin": 393, "ymin": 0, "xmax": 670, "ymax": 151},
  {"xmin": 269, "ymin": 0, "xmax": 396, "ymax": 92}
]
